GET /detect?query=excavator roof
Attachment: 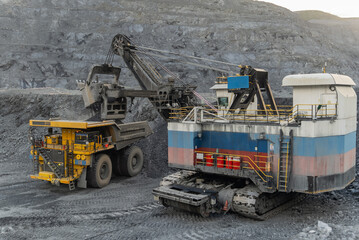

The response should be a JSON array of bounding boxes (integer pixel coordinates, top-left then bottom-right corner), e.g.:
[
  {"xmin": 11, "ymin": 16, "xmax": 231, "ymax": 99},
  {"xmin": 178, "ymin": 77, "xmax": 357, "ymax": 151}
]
[
  {"xmin": 29, "ymin": 119, "xmax": 116, "ymax": 129},
  {"xmin": 282, "ymin": 73, "xmax": 355, "ymax": 87}
]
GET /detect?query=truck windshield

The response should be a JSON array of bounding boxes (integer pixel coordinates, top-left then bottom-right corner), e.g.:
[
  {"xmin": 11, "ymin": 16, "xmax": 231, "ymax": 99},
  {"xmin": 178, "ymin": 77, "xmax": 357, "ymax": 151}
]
[
  {"xmin": 75, "ymin": 133, "xmax": 88, "ymax": 144},
  {"xmin": 75, "ymin": 131, "xmax": 99, "ymax": 144}
]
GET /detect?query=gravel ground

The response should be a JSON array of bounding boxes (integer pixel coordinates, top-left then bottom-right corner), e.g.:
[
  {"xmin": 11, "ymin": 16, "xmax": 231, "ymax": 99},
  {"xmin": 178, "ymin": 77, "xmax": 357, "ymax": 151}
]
[
  {"xmin": 1, "ymin": 88, "xmax": 359, "ymax": 239},
  {"xmin": 1, "ymin": 173, "xmax": 359, "ymax": 239}
]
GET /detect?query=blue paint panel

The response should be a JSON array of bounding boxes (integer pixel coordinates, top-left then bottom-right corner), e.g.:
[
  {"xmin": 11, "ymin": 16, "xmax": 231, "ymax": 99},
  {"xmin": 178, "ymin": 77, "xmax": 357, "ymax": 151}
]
[
  {"xmin": 293, "ymin": 131, "xmax": 356, "ymax": 157},
  {"xmin": 267, "ymin": 134, "xmax": 280, "ymax": 154},
  {"xmin": 168, "ymin": 130, "xmax": 267, "ymax": 153},
  {"xmin": 168, "ymin": 131, "xmax": 198, "ymax": 150},
  {"xmin": 257, "ymin": 140, "xmax": 269, "ymax": 153},
  {"xmin": 168, "ymin": 130, "xmax": 356, "ymax": 157},
  {"xmin": 199, "ymin": 131, "xmax": 264, "ymax": 153},
  {"xmin": 344, "ymin": 131, "xmax": 356, "ymax": 152},
  {"xmin": 228, "ymin": 76, "xmax": 249, "ymax": 89}
]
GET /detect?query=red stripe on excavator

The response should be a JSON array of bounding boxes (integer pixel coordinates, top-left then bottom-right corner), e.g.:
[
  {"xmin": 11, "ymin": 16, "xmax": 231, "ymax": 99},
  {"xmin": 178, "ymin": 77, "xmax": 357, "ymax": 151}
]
[
  {"xmin": 168, "ymin": 147, "xmax": 195, "ymax": 167},
  {"xmin": 292, "ymin": 148, "xmax": 356, "ymax": 176}
]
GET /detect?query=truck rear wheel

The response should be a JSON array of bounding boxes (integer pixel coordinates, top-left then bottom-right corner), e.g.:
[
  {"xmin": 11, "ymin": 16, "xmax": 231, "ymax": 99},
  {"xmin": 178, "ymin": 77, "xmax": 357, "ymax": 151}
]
[
  {"xmin": 120, "ymin": 146, "xmax": 144, "ymax": 177},
  {"xmin": 88, "ymin": 153, "xmax": 112, "ymax": 188},
  {"xmin": 112, "ymin": 149, "xmax": 123, "ymax": 176}
]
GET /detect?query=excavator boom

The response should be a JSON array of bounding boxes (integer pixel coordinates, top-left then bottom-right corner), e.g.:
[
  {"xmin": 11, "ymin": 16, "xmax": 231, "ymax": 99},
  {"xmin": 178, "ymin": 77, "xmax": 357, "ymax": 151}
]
[{"xmin": 80, "ymin": 34, "xmax": 197, "ymax": 121}]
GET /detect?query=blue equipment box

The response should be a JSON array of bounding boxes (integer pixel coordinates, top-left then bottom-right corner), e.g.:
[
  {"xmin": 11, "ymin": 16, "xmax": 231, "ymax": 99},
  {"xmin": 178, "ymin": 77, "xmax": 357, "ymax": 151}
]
[{"xmin": 227, "ymin": 76, "xmax": 249, "ymax": 89}]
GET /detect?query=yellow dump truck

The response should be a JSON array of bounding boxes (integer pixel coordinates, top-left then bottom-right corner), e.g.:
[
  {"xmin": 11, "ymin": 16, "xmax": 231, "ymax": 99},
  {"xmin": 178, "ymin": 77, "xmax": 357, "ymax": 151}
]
[{"xmin": 29, "ymin": 119, "xmax": 152, "ymax": 190}]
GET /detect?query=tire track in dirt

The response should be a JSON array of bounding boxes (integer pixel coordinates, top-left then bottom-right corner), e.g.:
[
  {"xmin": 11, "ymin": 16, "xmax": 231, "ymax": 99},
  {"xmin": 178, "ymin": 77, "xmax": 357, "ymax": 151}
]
[
  {"xmin": 0, "ymin": 202, "xmax": 161, "ymax": 235},
  {"xmin": 71, "ymin": 203, "xmax": 161, "ymax": 221},
  {"xmin": 0, "ymin": 181, "xmax": 37, "ymax": 191}
]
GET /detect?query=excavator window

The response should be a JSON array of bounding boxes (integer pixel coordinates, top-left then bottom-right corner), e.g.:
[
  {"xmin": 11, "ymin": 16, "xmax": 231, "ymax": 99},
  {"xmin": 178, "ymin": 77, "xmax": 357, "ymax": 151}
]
[{"xmin": 218, "ymin": 97, "xmax": 228, "ymax": 107}]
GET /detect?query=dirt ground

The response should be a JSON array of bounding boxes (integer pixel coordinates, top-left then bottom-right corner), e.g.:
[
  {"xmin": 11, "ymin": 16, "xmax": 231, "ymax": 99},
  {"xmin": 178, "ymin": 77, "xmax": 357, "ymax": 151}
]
[{"xmin": 1, "ymin": 89, "xmax": 359, "ymax": 239}]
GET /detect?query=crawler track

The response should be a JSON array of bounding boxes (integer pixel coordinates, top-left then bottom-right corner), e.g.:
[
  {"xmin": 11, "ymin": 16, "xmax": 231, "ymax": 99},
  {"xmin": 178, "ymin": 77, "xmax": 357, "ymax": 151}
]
[
  {"xmin": 155, "ymin": 171, "xmax": 304, "ymax": 220},
  {"xmin": 232, "ymin": 184, "xmax": 303, "ymax": 220}
]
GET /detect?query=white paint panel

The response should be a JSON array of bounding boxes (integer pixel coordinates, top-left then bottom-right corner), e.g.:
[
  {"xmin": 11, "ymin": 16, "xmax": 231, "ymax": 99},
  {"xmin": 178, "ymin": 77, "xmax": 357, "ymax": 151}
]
[
  {"xmin": 283, "ymin": 73, "xmax": 355, "ymax": 86},
  {"xmin": 336, "ymin": 86, "xmax": 357, "ymax": 119},
  {"xmin": 168, "ymin": 122, "xmax": 202, "ymax": 132}
]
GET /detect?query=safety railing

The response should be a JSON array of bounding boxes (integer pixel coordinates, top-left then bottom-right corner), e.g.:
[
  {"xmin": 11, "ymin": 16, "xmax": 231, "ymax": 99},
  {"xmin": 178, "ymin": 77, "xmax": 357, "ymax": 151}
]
[
  {"xmin": 194, "ymin": 150, "xmax": 273, "ymax": 183},
  {"xmin": 169, "ymin": 103, "xmax": 337, "ymax": 125}
]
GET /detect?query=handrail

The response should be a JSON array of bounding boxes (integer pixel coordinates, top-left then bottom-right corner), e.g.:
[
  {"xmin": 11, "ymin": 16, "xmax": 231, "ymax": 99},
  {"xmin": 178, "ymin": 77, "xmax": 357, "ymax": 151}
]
[
  {"xmin": 170, "ymin": 103, "xmax": 338, "ymax": 124},
  {"xmin": 195, "ymin": 150, "xmax": 273, "ymax": 182}
]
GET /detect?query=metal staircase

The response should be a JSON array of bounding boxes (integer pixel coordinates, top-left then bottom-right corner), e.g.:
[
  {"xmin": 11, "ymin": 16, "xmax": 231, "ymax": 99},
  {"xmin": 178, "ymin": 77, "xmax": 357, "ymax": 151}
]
[
  {"xmin": 32, "ymin": 151, "xmax": 39, "ymax": 174},
  {"xmin": 277, "ymin": 130, "xmax": 293, "ymax": 192},
  {"xmin": 38, "ymin": 148, "xmax": 63, "ymax": 178},
  {"xmin": 246, "ymin": 156, "xmax": 275, "ymax": 192},
  {"xmin": 67, "ymin": 151, "xmax": 75, "ymax": 191},
  {"xmin": 256, "ymin": 174, "xmax": 274, "ymax": 191}
]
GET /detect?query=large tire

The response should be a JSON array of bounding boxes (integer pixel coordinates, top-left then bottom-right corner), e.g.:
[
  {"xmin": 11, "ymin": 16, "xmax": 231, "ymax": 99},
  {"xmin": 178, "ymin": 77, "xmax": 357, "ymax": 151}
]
[
  {"xmin": 112, "ymin": 149, "xmax": 124, "ymax": 176},
  {"xmin": 88, "ymin": 153, "xmax": 112, "ymax": 188},
  {"xmin": 120, "ymin": 146, "xmax": 144, "ymax": 177}
]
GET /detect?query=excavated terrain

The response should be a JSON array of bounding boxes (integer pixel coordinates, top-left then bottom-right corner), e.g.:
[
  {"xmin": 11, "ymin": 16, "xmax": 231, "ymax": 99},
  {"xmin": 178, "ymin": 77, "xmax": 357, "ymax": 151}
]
[{"xmin": 1, "ymin": 0, "xmax": 359, "ymax": 239}]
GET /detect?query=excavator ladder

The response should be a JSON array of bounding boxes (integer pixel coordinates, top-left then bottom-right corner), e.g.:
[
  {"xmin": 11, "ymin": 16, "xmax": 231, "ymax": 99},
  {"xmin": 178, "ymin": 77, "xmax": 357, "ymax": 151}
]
[{"xmin": 277, "ymin": 130, "xmax": 293, "ymax": 192}]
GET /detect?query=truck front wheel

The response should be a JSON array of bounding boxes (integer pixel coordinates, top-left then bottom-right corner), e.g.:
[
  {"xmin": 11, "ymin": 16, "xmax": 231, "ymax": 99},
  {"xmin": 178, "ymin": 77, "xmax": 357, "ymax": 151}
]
[{"xmin": 88, "ymin": 153, "xmax": 112, "ymax": 188}]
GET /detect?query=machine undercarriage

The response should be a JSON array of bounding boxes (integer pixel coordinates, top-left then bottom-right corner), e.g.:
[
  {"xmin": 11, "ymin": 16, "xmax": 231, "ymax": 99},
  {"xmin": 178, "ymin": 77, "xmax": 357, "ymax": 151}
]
[{"xmin": 153, "ymin": 171, "xmax": 298, "ymax": 220}]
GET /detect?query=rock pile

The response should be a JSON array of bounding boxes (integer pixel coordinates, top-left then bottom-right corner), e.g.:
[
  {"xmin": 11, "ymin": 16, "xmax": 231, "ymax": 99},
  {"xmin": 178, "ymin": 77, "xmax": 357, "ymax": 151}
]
[{"xmin": 295, "ymin": 221, "xmax": 332, "ymax": 240}]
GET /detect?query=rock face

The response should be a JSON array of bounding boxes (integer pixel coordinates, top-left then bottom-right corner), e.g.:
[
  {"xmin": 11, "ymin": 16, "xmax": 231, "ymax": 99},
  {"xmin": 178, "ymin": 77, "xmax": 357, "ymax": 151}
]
[{"xmin": 1, "ymin": 0, "xmax": 359, "ymax": 94}]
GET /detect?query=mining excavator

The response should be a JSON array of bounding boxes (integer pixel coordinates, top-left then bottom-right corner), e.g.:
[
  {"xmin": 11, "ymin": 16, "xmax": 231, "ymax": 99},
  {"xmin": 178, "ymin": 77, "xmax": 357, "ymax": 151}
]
[
  {"xmin": 31, "ymin": 34, "xmax": 357, "ymax": 220},
  {"xmin": 104, "ymin": 34, "xmax": 356, "ymax": 219}
]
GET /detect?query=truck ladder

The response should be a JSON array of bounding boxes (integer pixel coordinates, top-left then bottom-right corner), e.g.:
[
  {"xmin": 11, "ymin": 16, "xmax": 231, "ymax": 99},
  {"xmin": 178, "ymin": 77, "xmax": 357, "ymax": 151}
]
[
  {"xmin": 277, "ymin": 130, "xmax": 293, "ymax": 192},
  {"xmin": 67, "ymin": 151, "xmax": 75, "ymax": 190},
  {"xmin": 68, "ymin": 181, "xmax": 76, "ymax": 191},
  {"xmin": 67, "ymin": 152, "xmax": 74, "ymax": 178},
  {"xmin": 32, "ymin": 151, "xmax": 39, "ymax": 174},
  {"xmin": 38, "ymin": 148, "xmax": 63, "ymax": 179}
]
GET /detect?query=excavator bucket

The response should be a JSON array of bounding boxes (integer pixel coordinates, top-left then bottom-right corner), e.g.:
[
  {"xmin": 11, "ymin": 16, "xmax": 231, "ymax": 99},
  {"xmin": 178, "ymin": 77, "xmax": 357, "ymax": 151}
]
[{"xmin": 79, "ymin": 64, "xmax": 122, "ymax": 108}]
